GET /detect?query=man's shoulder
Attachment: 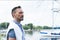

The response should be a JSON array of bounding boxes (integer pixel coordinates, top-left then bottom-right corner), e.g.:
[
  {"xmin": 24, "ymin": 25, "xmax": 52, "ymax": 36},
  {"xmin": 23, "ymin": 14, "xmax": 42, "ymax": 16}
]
[{"xmin": 8, "ymin": 29, "xmax": 16, "ymax": 38}]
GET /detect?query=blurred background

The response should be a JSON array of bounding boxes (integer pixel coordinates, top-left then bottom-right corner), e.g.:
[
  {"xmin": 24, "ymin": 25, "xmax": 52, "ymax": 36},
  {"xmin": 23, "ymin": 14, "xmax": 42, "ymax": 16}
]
[{"xmin": 0, "ymin": 0, "xmax": 60, "ymax": 40}]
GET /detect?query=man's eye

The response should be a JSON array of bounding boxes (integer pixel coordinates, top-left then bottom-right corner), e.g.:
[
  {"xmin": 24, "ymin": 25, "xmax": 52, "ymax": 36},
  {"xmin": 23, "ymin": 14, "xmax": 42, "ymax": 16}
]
[{"xmin": 19, "ymin": 12, "xmax": 23, "ymax": 14}]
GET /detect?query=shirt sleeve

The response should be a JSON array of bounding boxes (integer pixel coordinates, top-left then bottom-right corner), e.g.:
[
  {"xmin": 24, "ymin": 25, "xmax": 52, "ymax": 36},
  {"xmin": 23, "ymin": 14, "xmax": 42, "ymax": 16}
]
[{"xmin": 7, "ymin": 29, "xmax": 16, "ymax": 38}]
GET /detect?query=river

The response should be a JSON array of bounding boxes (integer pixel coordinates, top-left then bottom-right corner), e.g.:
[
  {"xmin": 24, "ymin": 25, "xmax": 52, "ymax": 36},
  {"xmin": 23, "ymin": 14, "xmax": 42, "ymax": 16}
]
[{"xmin": 0, "ymin": 29, "xmax": 60, "ymax": 40}]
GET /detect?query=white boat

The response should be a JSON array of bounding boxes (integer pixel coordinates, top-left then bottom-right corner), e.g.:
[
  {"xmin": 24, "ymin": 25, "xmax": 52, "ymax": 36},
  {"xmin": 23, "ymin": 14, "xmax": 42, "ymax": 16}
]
[{"xmin": 40, "ymin": 29, "xmax": 60, "ymax": 40}]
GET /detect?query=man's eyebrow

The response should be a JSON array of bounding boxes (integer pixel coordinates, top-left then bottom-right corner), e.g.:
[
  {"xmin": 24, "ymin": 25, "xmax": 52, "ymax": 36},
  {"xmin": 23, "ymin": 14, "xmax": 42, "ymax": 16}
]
[{"xmin": 19, "ymin": 12, "xmax": 24, "ymax": 13}]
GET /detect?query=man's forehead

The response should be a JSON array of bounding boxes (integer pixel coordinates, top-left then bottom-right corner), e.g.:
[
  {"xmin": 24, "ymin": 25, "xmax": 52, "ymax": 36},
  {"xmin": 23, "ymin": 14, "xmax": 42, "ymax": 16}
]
[{"xmin": 16, "ymin": 8, "xmax": 23, "ymax": 12}]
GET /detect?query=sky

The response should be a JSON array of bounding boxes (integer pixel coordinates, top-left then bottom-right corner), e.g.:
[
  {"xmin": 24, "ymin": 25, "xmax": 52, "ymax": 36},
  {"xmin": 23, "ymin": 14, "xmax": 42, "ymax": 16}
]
[{"xmin": 0, "ymin": 1, "xmax": 60, "ymax": 27}]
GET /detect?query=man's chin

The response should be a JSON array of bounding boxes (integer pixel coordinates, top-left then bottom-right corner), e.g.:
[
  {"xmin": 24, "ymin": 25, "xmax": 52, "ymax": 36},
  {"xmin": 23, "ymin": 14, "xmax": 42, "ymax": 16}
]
[{"xmin": 20, "ymin": 19, "xmax": 23, "ymax": 21}]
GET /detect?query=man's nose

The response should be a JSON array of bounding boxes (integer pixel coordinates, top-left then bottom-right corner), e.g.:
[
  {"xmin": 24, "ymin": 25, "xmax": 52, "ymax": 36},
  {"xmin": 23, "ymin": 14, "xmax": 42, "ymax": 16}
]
[{"xmin": 21, "ymin": 13, "xmax": 24, "ymax": 16}]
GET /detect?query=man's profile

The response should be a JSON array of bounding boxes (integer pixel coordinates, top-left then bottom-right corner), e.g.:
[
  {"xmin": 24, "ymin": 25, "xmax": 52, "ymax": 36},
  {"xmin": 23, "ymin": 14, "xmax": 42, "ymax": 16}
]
[{"xmin": 7, "ymin": 6, "xmax": 25, "ymax": 40}]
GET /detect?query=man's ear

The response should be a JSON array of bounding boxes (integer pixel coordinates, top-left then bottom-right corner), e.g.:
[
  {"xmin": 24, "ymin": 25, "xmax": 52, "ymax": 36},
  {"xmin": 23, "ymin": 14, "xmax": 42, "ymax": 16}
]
[{"xmin": 12, "ymin": 13, "xmax": 14, "ymax": 17}]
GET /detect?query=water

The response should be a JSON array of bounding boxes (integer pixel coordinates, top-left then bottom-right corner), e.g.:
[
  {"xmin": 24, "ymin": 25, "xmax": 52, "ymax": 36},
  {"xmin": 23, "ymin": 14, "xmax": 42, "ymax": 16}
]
[
  {"xmin": 25, "ymin": 31, "xmax": 40, "ymax": 40},
  {"xmin": 1, "ymin": 29, "xmax": 60, "ymax": 40},
  {"xmin": 25, "ymin": 30, "xmax": 60, "ymax": 40}
]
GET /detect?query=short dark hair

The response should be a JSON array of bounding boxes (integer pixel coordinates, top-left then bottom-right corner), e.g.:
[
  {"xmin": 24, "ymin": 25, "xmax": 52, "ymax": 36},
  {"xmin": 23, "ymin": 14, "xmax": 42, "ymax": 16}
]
[{"xmin": 12, "ymin": 6, "xmax": 21, "ymax": 14}]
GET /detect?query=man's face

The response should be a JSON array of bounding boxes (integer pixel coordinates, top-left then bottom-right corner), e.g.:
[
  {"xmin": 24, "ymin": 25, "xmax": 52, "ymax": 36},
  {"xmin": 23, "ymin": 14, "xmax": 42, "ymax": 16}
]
[{"xmin": 13, "ymin": 8, "xmax": 24, "ymax": 21}]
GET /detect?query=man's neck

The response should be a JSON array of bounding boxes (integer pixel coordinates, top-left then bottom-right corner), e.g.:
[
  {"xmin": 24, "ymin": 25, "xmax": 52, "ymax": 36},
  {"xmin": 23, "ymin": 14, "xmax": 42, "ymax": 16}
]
[{"xmin": 14, "ymin": 18, "xmax": 21, "ymax": 23}]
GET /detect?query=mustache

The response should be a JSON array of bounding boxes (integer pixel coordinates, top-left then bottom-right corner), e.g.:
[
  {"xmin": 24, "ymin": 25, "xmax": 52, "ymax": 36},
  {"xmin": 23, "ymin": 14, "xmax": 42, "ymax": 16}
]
[{"xmin": 21, "ymin": 15, "xmax": 24, "ymax": 18}]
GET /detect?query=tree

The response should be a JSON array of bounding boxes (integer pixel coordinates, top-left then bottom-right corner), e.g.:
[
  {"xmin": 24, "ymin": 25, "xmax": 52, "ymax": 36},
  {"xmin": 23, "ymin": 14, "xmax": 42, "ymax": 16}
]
[
  {"xmin": 22, "ymin": 25, "xmax": 29, "ymax": 30},
  {"xmin": 0, "ymin": 22, "xmax": 9, "ymax": 29},
  {"xmin": 36, "ymin": 26, "xmax": 43, "ymax": 30},
  {"xmin": 22, "ymin": 23, "xmax": 33, "ymax": 30},
  {"xmin": 27, "ymin": 23, "xmax": 33, "ymax": 30},
  {"xmin": 43, "ymin": 26, "xmax": 52, "ymax": 29}
]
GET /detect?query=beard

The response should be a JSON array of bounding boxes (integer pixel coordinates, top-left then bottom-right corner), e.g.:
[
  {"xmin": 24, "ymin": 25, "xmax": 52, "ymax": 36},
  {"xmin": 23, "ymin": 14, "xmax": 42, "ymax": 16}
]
[
  {"xmin": 16, "ymin": 15, "xmax": 24, "ymax": 21},
  {"xmin": 20, "ymin": 18, "xmax": 23, "ymax": 21},
  {"xmin": 20, "ymin": 15, "xmax": 24, "ymax": 21},
  {"xmin": 19, "ymin": 16, "xmax": 24, "ymax": 21}
]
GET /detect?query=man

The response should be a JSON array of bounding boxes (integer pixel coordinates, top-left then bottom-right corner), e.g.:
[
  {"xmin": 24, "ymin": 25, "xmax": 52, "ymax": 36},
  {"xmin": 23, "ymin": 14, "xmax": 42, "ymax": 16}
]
[{"xmin": 7, "ymin": 6, "xmax": 25, "ymax": 40}]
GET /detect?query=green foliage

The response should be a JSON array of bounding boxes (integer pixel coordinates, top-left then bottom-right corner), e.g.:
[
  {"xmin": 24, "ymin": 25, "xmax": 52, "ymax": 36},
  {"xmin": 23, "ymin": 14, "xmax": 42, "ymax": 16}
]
[
  {"xmin": 33, "ymin": 26, "xmax": 43, "ymax": 30},
  {"xmin": 23, "ymin": 25, "xmax": 29, "ymax": 30},
  {"xmin": 23, "ymin": 23, "xmax": 33, "ymax": 30},
  {"xmin": 0, "ymin": 22, "xmax": 52, "ymax": 30},
  {"xmin": 36, "ymin": 26, "xmax": 43, "ymax": 29},
  {"xmin": 0, "ymin": 22, "xmax": 9, "ymax": 29},
  {"xmin": 27, "ymin": 23, "xmax": 33, "ymax": 30},
  {"xmin": 23, "ymin": 24, "xmax": 53, "ymax": 30},
  {"xmin": 43, "ymin": 26, "xmax": 52, "ymax": 29}
]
